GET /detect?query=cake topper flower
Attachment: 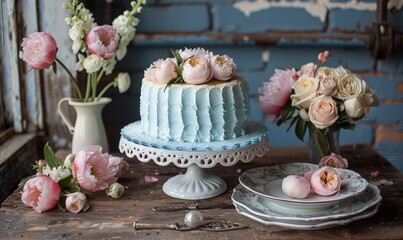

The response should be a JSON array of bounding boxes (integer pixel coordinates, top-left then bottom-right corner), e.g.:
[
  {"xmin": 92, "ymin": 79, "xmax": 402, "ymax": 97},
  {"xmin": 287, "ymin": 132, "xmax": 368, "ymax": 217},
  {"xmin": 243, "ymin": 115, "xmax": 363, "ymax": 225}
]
[
  {"xmin": 143, "ymin": 48, "xmax": 237, "ymax": 88},
  {"xmin": 19, "ymin": 0, "xmax": 146, "ymax": 102},
  {"xmin": 258, "ymin": 51, "xmax": 379, "ymax": 161}
]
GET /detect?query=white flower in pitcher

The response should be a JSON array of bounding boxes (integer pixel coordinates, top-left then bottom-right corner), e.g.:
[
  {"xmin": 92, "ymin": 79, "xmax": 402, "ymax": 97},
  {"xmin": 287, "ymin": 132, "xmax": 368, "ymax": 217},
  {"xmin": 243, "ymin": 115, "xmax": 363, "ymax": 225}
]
[
  {"xmin": 115, "ymin": 72, "xmax": 131, "ymax": 93},
  {"xmin": 83, "ymin": 54, "xmax": 104, "ymax": 73}
]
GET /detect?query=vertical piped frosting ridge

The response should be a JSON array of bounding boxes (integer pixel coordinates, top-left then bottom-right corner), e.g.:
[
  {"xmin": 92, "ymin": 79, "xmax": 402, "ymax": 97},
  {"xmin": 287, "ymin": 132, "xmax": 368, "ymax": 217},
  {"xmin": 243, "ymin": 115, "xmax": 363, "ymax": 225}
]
[{"xmin": 140, "ymin": 77, "xmax": 250, "ymax": 142}]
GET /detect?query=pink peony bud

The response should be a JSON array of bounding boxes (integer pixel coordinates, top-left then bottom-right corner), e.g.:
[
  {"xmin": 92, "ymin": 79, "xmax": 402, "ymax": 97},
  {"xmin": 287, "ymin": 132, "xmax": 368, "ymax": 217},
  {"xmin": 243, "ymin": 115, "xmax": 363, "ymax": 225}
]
[
  {"xmin": 310, "ymin": 166, "xmax": 341, "ymax": 196},
  {"xmin": 281, "ymin": 175, "xmax": 311, "ymax": 199},
  {"xmin": 65, "ymin": 192, "xmax": 87, "ymax": 214},
  {"xmin": 21, "ymin": 175, "xmax": 61, "ymax": 213},
  {"xmin": 19, "ymin": 32, "xmax": 58, "ymax": 70},
  {"xmin": 319, "ymin": 153, "xmax": 349, "ymax": 168},
  {"xmin": 86, "ymin": 25, "xmax": 119, "ymax": 59},
  {"xmin": 38, "ymin": 160, "xmax": 46, "ymax": 167}
]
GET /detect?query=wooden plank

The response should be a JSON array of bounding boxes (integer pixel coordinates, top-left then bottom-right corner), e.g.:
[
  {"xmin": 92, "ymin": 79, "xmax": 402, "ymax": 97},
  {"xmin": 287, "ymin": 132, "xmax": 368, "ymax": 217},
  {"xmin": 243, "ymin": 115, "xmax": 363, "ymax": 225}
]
[{"xmin": 1, "ymin": 145, "xmax": 402, "ymax": 239}]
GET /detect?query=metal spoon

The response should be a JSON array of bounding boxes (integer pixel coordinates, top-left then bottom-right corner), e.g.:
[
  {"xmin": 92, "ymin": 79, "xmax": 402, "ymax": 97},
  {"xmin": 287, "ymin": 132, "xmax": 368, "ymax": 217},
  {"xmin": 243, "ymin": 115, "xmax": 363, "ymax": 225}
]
[{"xmin": 133, "ymin": 210, "xmax": 247, "ymax": 231}]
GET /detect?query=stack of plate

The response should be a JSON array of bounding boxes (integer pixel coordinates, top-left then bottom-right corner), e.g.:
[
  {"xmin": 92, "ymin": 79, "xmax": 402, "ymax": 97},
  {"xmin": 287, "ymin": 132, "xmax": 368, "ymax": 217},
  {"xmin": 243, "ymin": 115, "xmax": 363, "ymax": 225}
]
[{"xmin": 232, "ymin": 162, "xmax": 382, "ymax": 230}]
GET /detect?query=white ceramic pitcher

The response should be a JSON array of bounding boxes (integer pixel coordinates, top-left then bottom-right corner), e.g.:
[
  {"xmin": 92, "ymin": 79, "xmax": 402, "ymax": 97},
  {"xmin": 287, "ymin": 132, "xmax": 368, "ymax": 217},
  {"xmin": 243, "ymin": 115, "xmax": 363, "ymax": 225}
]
[{"xmin": 57, "ymin": 97, "xmax": 111, "ymax": 154}]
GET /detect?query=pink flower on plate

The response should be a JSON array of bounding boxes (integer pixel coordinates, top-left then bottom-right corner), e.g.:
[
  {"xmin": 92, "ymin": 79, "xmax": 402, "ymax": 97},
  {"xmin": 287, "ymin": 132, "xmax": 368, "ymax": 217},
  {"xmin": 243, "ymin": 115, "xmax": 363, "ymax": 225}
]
[
  {"xmin": 259, "ymin": 69, "xmax": 294, "ymax": 121},
  {"xmin": 310, "ymin": 166, "xmax": 341, "ymax": 196},
  {"xmin": 319, "ymin": 153, "xmax": 348, "ymax": 168},
  {"xmin": 19, "ymin": 32, "xmax": 58, "ymax": 70},
  {"xmin": 21, "ymin": 175, "xmax": 61, "ymax": 213},
  {"xmin": 65, "ymin": 192, "xmax": 87, "ymax": 214},
  {"xmin": 74, "ymin": 145, "xmax": 122, "ymax": 192},
  {"xmin": 182, "ymin": 56, "xmax": 213, "ymax": 84},
  {"xmin": 86, "ymin": 25, "xmax": 119, "ymax": 59}
]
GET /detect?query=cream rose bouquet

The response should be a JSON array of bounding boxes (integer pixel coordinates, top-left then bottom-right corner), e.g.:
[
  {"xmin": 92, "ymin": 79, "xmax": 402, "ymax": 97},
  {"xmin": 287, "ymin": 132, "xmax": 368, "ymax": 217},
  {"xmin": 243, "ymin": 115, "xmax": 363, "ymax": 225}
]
[
  {"xmin": 19, "ymin": 0, "xmax": 146, "ymax": 102},
  {"xmin": 259, "ymin": 51, "xmax": 379, "ymax": 161},
  {"xmin": 19, "ymin": 144, "xmax": 129, "ymax": 214}
]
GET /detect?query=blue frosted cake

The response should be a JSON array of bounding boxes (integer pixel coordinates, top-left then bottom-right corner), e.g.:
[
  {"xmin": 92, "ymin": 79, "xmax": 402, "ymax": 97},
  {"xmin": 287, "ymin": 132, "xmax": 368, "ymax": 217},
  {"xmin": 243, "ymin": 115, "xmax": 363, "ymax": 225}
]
[{"xmin": 140, "ymin": 48, "xmax": 250, "ymax": 142}]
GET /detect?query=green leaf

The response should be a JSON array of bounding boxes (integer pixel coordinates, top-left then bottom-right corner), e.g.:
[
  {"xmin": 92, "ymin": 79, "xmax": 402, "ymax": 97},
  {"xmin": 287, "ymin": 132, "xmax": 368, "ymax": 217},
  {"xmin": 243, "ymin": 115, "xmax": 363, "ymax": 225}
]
[
  {"xmin": 286, "ymin": 115, "xmax": 299, "ymax": 132},
  {"xmin": 58, "ymin": 176, "xmax": 73, "ymax": 189},
  {"xmin": 83, "ymin": 202, "xmax": 90, "ymax": 213},
  {"xmin": 57, "ymin": 201, "xmax": 67, "ymax": 212},
  {"xmin": 295, "ymin": 117, "xmax": 307, "ymax": 142},
  {"xmin": 280, "ymin": 104, "xmax": 296, "ymax": 123},
  {"xmin": 164, "ymin": 76, "xmax": 184, "ymax": 92},
  {"xmin": 44, "ymin": 143, "xmax": 58, "ymax": 168},
  {"xmin": 340, "ymin": 122, "xmax": 356, "ymax": 131},
  {"xmin": 170, "ymin": 49, "xmax": 183, "ymax": 65},
  {"xmin": 52, "ymin": 61, "xmax": 57, "ymax": 74}
]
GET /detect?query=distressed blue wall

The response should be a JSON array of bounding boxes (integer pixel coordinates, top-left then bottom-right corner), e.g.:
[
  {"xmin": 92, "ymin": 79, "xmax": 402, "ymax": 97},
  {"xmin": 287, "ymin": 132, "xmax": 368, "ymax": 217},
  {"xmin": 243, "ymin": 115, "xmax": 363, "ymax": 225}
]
[{"xmin": 89, "ymin": 0, "xmax": 403, "ymax": 171}]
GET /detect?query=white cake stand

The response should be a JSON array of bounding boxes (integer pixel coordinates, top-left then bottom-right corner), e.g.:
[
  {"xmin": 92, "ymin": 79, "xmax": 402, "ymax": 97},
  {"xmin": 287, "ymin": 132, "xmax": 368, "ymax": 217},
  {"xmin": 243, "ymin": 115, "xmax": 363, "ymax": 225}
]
[{"xmin": 119, "ymin": 121, "xmax": 269, "ymax": 200}]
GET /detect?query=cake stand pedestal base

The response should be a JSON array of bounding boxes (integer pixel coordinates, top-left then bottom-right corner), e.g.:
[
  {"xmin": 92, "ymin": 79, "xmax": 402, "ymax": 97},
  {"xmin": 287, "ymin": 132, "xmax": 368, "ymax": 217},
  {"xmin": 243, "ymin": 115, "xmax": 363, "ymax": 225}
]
[{"xmin": 163, "ymin": 164, "xmax": 227, "ymax": 200}]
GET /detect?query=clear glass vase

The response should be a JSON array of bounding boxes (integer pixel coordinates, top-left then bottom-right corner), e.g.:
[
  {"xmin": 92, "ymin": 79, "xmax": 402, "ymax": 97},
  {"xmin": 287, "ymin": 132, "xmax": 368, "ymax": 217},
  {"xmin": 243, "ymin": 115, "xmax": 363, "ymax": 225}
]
[{"xmin": 308, "ymin": 123, "xmax": 340, "ymax": 164}]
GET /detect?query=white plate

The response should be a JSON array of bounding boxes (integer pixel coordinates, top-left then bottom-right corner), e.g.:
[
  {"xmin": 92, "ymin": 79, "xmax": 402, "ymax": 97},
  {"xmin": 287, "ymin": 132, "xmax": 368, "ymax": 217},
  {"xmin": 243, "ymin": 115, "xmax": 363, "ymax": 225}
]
[
  {"xmin": 234, "ymin": 203, "xmax": 379, "ymax": 230},
  {"xmin": 231, "ymin": 183, "xmax": 382, "ymax": 221},
  {"xmin": 239, "ymin": 163, "xmax": 368, "ymax": 207}
]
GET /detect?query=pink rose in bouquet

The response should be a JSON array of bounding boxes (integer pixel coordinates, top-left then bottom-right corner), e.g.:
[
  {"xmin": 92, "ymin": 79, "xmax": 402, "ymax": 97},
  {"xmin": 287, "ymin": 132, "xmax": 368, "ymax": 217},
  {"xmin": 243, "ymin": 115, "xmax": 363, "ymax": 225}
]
[
  {"xmin": 308, "ymin": 95, "xmax": 339, "ymax": 129},
  {"xmin": 21, "ymin": 175, "xmax": 61, "ymax": 213},
  {"xmin": 74, "ymin": 145, "xmax": 122, "ymax": 192},
  {"xmin": 19, "ymin": 32, "xmax": 58, "ymax": 70},
  {"xmin": 259, "ymin": 69, "xmax": 295, "ymax": 121},
  {"xmin": 319, "ymin": 153, "xmax": 348, "ymax": 168}
]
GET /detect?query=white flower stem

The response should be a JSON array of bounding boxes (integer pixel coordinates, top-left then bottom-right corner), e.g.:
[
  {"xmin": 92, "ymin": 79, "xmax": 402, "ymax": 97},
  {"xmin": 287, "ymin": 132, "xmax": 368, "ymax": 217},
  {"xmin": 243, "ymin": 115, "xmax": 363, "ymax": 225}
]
[{"xmin": 84, "ymin": 73, "xmax": 92, "ymax": 102}]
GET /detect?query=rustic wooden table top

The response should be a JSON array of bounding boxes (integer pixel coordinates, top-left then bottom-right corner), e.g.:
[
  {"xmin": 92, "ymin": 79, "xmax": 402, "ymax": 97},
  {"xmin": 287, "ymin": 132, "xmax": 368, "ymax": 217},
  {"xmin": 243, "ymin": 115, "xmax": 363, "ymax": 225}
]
[{"xmin": 1, "ymin": 145, "xmax": 402, "ymax": 239}]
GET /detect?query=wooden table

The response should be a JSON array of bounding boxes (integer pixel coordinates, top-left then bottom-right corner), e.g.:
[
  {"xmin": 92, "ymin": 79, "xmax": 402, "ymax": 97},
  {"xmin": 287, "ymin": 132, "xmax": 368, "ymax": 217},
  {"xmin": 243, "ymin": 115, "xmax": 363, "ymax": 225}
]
[{"xmin": 1, "ymin": 145, "xmax": 402, "ymax": 239}]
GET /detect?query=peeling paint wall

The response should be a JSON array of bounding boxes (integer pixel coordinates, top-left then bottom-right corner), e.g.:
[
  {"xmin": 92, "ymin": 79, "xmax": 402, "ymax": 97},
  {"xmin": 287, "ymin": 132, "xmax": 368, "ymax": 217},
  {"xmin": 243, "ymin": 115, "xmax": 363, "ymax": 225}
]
[{"xmin": 85, "ymin": 0, "xmax": 403, "ymax": 170}]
